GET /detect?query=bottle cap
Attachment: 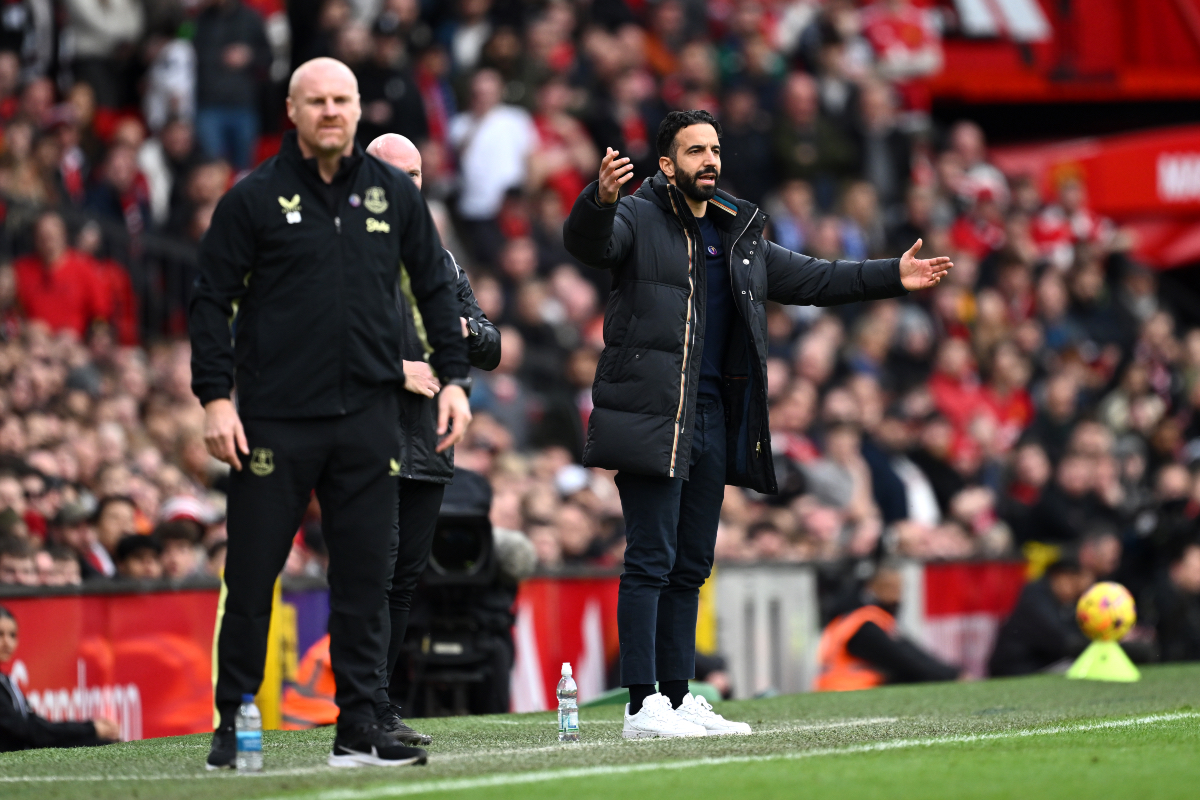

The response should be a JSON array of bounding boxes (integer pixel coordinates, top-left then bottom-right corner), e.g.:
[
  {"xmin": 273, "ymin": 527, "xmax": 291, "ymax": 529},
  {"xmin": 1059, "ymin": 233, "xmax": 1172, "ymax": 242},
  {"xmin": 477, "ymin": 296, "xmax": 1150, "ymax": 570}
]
[
  {"xmin": 561, "ymin": 662, "xmax": 572, "ymax": 677},
  {"xmin": 242, "ymin": 693, "xmax": 255, "ymax": 703}
]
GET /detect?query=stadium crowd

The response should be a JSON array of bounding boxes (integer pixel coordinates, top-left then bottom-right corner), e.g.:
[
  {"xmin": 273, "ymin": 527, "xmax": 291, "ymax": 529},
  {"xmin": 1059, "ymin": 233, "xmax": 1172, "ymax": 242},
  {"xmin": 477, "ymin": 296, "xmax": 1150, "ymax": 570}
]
[{"xmin": 0, "ymin": 0, "xmax": 1196, "ymax": 661}]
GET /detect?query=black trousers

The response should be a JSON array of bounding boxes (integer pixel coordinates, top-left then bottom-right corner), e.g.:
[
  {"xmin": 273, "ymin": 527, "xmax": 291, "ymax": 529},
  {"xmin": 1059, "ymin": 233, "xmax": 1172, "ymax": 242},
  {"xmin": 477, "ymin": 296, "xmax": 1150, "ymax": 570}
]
[
  {"xmin": 214, "ymin": 393, "xmax": 400, "ymax": 730},
  {"xmin": 615, "ymin": 397, "xmax": 726, "ymax": 686},
  {"xmin": 375, "ymin": 477, "xmax": 445, "ymax": 705}
]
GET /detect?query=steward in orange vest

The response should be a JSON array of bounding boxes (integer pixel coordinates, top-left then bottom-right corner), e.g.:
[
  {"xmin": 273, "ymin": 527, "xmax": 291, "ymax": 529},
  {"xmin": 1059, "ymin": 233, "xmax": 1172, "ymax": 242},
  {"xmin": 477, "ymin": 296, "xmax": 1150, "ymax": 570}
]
[
  {"xmin": 815, "ymin": 563, "xmax": 959, "ymax": 691},
  {"xmin": 280, "ymin": 635, "xmax": 339, "ymax": 730}
]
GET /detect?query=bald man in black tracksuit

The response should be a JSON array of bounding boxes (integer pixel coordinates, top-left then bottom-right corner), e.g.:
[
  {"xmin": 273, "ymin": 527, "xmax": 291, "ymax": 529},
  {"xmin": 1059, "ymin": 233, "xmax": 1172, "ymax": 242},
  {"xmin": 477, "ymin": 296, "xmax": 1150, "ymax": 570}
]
[{"xmin": 191, "ymin": 58, "xmax": 471, "ymax": 769}]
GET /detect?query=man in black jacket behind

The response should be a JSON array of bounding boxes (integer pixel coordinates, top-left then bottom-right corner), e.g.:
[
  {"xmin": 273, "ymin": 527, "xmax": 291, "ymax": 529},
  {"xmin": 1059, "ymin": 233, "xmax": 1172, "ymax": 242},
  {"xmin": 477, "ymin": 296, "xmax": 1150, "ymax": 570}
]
[
  {"xmin": 190, "ymin": 58, "xmax": 472, "ymax": 769},
  {"xmin": 988, "ymin": 557, "xmax": 1091, "ymax": 676},
  {"xmin": 563, "ymin": 110, "xmax": 951, "ymax": 738},
  {"xmin": 364, "ymin": 133, "xmax": 500, "ymax": 745}
]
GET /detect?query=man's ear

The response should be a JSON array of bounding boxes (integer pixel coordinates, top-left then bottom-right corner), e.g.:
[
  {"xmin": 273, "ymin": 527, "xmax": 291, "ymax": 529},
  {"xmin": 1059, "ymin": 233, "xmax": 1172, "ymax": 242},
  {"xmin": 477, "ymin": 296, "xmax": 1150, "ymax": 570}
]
[
  {"xmin": 285, "ymin": 97, "xmax": 295, "ymax": 124},
  {"xmin": 659, "ymin": 156, "xmax": 674, "ymax": 179}
]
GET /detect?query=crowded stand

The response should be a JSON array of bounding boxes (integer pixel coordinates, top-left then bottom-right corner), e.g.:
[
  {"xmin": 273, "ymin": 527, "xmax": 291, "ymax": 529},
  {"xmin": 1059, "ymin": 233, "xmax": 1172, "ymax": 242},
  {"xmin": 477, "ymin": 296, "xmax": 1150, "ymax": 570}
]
[{"xmin": 0, "ymin": 0, "xmax": 1197, "ymax": 677}]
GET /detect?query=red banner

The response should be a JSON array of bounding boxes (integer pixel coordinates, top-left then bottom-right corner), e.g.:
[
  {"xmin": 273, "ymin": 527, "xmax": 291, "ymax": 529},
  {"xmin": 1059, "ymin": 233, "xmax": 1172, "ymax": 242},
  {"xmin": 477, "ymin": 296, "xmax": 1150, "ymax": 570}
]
[
  {"xmin": 509, "ymin": 576, "xmax": 620, "ymax": 712},
  {"xmin": 919, "ymin": 561, "xmax": 1026, "ymax": 679},
  {"xmin": 991, "ymin": 125, "xmax": 1200, "ymax": 268},
  {"xmin": 1, "ymin": 590, "xmax": 218, "ymax": 740}
]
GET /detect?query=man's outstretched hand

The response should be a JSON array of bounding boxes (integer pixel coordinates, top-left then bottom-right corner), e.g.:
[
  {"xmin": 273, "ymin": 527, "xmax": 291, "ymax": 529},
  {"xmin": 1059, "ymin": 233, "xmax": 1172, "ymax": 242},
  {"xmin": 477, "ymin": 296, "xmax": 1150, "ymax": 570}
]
[
  {"xmin": 899, "ymin": 239, "xmax": 953, "ymax": 291},
  {"xmin": 597, "ymin": 147, "xmax": 635, "ymax": 205}
]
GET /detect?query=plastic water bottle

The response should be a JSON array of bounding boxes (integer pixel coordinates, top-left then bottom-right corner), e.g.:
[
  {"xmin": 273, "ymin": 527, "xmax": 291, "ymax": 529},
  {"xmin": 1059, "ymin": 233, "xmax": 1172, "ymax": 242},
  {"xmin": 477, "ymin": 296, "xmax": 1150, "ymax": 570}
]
[
  {"xmin": 557, "ymin": 662, "xmax": 579, "ymax": 742},
  {"xmin": 236, "ymin": 693, "xmax": 263, "ymax": 772}
]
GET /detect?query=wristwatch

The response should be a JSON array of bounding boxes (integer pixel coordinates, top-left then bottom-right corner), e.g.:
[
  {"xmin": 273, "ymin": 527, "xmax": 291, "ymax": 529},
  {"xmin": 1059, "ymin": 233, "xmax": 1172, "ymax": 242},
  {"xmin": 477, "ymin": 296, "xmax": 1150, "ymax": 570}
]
[
  {"xmin": 466, "ymin": 317, "xmax": 482, "ymax": 337},
  {"xmin": 445, "ymin": 376, "xmax": 473, "ymax": 397}
]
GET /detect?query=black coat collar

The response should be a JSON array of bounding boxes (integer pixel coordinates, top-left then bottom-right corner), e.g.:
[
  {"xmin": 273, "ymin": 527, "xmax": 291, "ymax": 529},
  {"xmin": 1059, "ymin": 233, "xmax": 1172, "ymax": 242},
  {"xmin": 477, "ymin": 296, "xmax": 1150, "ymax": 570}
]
[
  {"xmin": 634, "ymin": 170, "xmax": 759, "ymax": 233},
  {"xmin": 279, "ymin": 130, "xmax": 364, "ymax": 182}
]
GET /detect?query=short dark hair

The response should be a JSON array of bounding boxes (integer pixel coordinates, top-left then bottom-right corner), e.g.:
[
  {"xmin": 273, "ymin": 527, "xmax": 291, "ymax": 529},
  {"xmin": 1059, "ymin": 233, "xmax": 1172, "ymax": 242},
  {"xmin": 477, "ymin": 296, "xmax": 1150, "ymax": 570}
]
[
  {"xmin": 115, "ymin": 534, "xmax": 161, "ymax": 563},
  {"xmin": 45, "ymin": 544, "xmax": 75, "ymax": 563},
  {"xmin": 746, "ymin": 521, "xmax": 780, "ymax": 540},
  {"xmin": 1045, "ymin": 554, "xmax": 1083, "ymax": 578},
  {"xmin": 93, "ymin": 495, "xmax": 136, "ymax": 524},
  {"xmin": 153, "ymin": 520, "xmax": 200, "ymax": 546},
  {"xmin": 0, "ymin": 536, "xmax": 33, "ymax": 559},
  {"xmin": 656, "ymin": 109, "xmax": 722, "ymax": 160}
]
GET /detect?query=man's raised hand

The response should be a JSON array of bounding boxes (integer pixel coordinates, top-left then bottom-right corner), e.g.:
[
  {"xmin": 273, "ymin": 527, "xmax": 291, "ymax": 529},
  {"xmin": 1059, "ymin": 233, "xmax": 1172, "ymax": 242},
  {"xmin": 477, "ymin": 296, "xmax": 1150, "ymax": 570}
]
[
  {"xmin": 899, "ymin": 239, "xmax": 953, "ymax": 291},
  {"xmin": 597, "ymin": 147, "xmax": 635, "ymax": 205}
]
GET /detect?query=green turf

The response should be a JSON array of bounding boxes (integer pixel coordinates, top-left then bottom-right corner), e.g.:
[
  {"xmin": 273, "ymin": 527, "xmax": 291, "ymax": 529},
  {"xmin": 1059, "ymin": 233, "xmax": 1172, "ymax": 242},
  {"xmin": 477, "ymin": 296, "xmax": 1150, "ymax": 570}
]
[{"xmin": 2, "ymin": 664, "xmax": 1199, "ymax": 800}]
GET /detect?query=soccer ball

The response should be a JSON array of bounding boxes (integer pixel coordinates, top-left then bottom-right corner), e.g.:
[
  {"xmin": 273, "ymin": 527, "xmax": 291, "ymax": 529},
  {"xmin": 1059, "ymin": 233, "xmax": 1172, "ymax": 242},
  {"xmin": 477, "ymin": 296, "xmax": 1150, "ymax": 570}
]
[{"xmin": 1076, "ymin": 581, "xmax": 1136, "ymax": 642}]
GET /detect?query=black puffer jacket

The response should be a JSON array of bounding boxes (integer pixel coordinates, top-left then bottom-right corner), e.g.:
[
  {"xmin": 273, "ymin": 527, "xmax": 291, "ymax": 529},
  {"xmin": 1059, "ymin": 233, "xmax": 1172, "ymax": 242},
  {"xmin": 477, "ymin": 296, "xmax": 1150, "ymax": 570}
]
[
  {"xmin": 563, "ymin": 172, "xmax": 907, "ymax": 493},
  {"xmin": 398, "ymin": 250, "xmax": 500, "ymax": 483}
]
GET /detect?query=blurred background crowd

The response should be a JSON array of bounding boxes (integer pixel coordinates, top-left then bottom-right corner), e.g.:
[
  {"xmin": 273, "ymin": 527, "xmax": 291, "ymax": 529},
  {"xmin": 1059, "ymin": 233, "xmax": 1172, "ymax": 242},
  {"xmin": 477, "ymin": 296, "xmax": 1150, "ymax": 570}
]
[{"xmin": 0, "ymin": 0, "xmax": 1196, "ymax": 655}]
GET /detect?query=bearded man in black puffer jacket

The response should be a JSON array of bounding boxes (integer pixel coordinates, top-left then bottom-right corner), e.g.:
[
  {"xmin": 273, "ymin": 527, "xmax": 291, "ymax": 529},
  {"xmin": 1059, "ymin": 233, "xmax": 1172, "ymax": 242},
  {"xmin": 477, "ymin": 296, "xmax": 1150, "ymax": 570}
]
[{"xmin": 563, "ymin": 109, "xmax": 952, "ymax": 738}]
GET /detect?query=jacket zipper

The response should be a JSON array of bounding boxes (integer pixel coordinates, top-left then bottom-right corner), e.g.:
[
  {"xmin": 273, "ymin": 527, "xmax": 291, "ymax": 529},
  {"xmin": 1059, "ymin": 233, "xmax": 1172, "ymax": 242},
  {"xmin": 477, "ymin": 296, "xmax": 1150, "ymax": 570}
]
[
  {"xmin": 667, "ymin": 187, "xmax": 696, "ymax": 477},
  {"xmin": 728, "ymin": 210, "xmax": 763, "ymax": 458},
  {"xmin": 335, "ymin": 213, "xmax": 346, "ymax": 413}
]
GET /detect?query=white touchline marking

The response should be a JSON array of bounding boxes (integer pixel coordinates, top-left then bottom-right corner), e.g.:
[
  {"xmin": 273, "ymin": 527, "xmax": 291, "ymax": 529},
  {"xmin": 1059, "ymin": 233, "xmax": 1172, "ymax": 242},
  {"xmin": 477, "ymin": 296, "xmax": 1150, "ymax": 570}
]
[
  {"xmin": 0, "ymin": 712, "xmax": 1194, "ymax": 785},
  {"xmin": 758, "ymin": 716, "xmax": 899, "ymax": 733},
  {"xmin": 264, "ymin": 712, "xmax": 1200, "ymax": 800}
]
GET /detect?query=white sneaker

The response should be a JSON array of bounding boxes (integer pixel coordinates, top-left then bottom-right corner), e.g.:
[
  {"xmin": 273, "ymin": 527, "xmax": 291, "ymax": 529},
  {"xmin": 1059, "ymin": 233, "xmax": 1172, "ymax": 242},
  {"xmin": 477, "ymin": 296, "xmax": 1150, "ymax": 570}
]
[
  {"xmin": 675, "ymin": 693, "xmax": 752, "ymax": 735},
  {"xmin": 622, "ymin": 693, "xmax": 707, "ymax": 739}
]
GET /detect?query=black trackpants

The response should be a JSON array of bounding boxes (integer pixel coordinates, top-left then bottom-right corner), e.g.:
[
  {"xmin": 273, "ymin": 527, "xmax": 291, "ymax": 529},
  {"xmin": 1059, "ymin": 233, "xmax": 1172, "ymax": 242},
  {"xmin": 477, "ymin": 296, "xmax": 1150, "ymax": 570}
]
[
  {"xmin": 214, "ymin": 393, "xmax": 400, "ymax": 731},
  {"xmin": 375, "ymin": 477, "xmax": 445, "ymax": 705}
]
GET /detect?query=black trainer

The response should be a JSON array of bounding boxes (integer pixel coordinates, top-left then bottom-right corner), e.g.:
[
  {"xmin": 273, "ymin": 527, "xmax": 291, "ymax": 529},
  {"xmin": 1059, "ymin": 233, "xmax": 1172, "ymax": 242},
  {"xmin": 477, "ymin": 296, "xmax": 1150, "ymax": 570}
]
[
  {"xmin": 205, "ymin": 726, "xmax": 236, "ymax": 770},
  {"xmin": 376, "ymin": 702, "xmax": 433, "ymax": 746},
  {"xmin": 328, "ymin": 721, "xmax": 429, "ymax": 768}
]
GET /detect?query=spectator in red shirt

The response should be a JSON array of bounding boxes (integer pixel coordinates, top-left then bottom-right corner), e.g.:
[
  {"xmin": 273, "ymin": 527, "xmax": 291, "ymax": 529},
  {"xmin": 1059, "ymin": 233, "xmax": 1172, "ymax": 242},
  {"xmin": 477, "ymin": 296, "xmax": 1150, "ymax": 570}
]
[
  {"xmin": 981, "ymin": 341, "xmax": 1035, "ymax": 453},
  {"xmin": 528, "ymin": 76, "xmax": 598, "ymax": 216},
  {"xmin": 14, "ymin": 211, "xmax": 113, "ymax": 339},
  {"xmin": 76, "ymin": 221, "xmax": 139, "ymax": 346},
  {"xmin": 928, "ymin": 337, "xmax": 986, "ymax": 434}
]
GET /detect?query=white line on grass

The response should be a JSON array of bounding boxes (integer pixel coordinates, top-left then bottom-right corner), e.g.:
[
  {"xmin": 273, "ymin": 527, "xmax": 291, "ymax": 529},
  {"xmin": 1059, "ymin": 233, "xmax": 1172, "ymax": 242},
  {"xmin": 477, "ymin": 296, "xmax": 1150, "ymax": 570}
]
[
  {"xmin": 260, "ymin": 711, "xmax": 1200, "ymax": 800},
  {"xmin": 756, "ymin": 716, "xmax": 899, "ymax": 733},
  {"xmin": 1, "ymin": 711, "xmax": 1194, "ymax": 786}
]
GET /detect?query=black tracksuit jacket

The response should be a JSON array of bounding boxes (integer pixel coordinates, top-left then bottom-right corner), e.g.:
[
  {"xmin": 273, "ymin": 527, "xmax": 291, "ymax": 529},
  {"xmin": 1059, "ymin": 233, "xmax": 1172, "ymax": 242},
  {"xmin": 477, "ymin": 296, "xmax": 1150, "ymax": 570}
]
[
  {"xmin": 398, "ymin": 249, "xmax": 500, "ymax": 483},
  {"xmin": 563, "ymin": 171, "xmax": 906, "ymax": 493},
  {"xmin": 189, "ymin": 130, "xmax": 469, "ymax": 418}
]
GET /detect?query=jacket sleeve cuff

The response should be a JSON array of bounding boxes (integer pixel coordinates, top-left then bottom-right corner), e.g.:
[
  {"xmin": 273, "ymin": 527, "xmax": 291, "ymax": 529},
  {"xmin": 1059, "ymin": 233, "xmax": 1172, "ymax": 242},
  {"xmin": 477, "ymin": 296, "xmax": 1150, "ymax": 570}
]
[
  {"xmin": 862, "ymin": 258, "xmax": 907, "ymax": 300},
  {"xmin": 193, "ymin": 381, "xmax": 233, "ymax": 407},
  {"xmin": 429, "ymin": 350, "xmax": 470, "ymax": 380},
  {"xmin": 566, "ymin": 181, "xmax": 619, "ymax": 237}
]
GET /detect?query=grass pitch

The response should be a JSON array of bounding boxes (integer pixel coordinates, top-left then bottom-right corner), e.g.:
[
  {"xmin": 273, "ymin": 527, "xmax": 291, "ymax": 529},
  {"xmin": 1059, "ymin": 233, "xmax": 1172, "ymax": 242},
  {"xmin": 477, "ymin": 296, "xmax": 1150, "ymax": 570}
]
[{"xmin": 2, "ymin": 664, "xmax": 1199, "ymax": 800}]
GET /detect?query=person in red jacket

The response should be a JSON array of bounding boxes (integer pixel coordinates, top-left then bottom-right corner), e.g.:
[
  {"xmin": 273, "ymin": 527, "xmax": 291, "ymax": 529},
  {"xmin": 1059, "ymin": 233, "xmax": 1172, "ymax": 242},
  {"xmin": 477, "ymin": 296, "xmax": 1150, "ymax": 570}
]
[
  {"xmin": 928, "ymin": 337, "xmax": 986, "ymax": 433},
  {"xmin": 14, "ymin": 211, "xmax": 113, "ymax": 339},
  {"xmin": 76, "ymin": 222, "xmax": 139, "ymax": 345}
]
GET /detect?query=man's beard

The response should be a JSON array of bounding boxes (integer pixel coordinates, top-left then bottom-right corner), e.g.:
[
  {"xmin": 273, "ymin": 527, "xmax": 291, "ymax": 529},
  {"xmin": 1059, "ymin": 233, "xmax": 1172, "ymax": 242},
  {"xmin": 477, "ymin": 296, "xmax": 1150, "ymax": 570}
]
[{"xmin": 675, "ymin": 164, "xmax": 719, "ymax": 202}]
